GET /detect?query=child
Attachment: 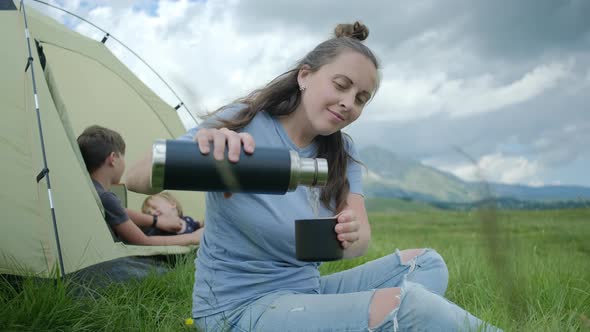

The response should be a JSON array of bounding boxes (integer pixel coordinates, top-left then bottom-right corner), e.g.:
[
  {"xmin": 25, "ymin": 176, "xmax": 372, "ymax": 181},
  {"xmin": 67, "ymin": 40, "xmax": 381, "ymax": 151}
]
[
  {"xmin": 141, "ymin": 192, "xmax": 203, "ymax": 236},
  {"xmin": 77, "ymin": 125, "xmax": 200, "ymax": 246}
]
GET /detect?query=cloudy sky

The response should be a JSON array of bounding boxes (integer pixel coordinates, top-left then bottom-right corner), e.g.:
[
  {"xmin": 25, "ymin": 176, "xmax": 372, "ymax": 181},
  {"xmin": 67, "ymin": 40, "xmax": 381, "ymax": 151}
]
[{"xmin": 33, "ymin": 0, "xmax": 590, "ymax": 187}]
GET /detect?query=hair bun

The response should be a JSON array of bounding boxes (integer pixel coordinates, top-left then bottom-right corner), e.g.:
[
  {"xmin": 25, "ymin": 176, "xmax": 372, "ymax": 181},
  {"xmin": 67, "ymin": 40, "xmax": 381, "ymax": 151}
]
[{"xmin": 334, "ymin": 21, "xmax": 369, "ymax": 41}]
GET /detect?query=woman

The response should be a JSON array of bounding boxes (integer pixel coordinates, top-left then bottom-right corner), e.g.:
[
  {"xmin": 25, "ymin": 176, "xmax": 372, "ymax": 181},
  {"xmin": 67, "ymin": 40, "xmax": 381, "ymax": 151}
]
[{"xmin": 127, "ymin": 21, "xmax": 501, "ymax": 331}]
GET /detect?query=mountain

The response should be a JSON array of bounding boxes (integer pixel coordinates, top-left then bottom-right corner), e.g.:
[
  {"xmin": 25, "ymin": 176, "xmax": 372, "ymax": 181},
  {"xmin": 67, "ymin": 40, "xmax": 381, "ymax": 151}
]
[
  {"xmin": 486, "ymin": 183, "xmax": 590, "ymax": 201},
  {"xmin": 359, "ymin": 145, "xmax": 478, "ymax": 202},
  {"xmin": 358, "ymin": 145, "xmax": 590, "ymax": 203},
  {"xmin": 431, "ymin": 197, "xmax": 590, "ymax": 211}
]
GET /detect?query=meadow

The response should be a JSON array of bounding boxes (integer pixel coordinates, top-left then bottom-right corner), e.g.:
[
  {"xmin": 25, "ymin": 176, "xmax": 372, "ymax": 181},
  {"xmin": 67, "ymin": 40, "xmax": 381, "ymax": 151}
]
[{"xmin": 1, "ymin": 207, "xmax": 589, "ymax": 331}]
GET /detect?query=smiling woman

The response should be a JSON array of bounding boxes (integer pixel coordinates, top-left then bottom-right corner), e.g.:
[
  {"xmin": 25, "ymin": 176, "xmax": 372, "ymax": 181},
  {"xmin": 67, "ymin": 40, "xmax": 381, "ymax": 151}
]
[
  {"xmin": 127, "ymin": 21, "xmax": 503, "ymax": 331},
  {"xmin": 294, "ymin": 51, "xmax": 377, "ymax": 137}
]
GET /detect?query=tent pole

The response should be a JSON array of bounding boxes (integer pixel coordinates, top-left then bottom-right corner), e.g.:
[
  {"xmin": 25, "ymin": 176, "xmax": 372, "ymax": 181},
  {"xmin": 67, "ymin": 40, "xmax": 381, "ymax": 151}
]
[{"xmin": 20, "ymin": 0, "xmax": 66, "ymax": 279}]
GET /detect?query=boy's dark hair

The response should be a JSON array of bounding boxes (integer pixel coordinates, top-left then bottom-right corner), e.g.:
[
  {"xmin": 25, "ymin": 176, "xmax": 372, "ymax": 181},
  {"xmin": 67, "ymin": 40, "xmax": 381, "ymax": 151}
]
[{"xmin": 77, "ymin": 125, "xmax": 126, "ymax": 173}]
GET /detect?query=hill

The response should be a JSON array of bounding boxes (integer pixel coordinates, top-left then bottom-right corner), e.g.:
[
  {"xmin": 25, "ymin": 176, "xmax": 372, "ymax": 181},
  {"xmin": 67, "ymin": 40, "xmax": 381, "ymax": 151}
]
[{"xmin": 359, "ymin": 145, "xmax": 590, "ymax": 204}]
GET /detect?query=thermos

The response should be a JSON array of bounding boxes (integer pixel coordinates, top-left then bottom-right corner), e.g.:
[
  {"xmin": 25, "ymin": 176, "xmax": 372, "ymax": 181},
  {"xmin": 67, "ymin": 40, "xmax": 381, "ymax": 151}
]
[{"xmin": 150, "ymin": 139, "xmax": 328, "ymax": 194}]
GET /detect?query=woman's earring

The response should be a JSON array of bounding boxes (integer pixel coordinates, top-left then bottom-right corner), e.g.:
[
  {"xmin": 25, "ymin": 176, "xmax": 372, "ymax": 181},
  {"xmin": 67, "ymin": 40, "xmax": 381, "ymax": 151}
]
[{"xmin": 299, "ymin": 85, "xmax": 306, "ymax": 92}]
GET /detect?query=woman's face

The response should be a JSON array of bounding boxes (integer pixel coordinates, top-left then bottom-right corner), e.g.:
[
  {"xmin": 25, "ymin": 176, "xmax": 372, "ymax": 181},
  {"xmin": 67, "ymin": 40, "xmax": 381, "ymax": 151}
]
[
  {"xmin": 144, "ymin": 196, "xmax": 178, "ymax": 216},
  {"xmin": 298, "ymin": 50, "xmax": 378, "ymax": 136}
]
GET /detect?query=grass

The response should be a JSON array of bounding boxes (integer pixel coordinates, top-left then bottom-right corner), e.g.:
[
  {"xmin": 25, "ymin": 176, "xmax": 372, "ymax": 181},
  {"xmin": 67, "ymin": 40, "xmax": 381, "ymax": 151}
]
[{"xmin": 1, "ymin": 208, "xmax": 589, "ymax": 331}]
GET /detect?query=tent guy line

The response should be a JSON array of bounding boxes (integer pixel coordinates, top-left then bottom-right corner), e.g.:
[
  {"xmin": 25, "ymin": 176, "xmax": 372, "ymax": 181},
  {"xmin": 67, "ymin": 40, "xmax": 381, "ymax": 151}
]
[{"xmin": 30, "ymin": 0, "xmax": 200, "ymax": 127}]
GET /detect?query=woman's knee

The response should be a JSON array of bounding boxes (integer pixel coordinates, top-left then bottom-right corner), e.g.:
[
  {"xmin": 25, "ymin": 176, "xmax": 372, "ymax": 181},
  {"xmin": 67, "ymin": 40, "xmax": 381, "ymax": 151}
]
[
  {"xmin": 369, "ymin": 283, "xmax": 443, "ymax": 330},
  {"xmin": 421, "ymin": 249, "xmax": 449, "ymax": 294},
  {"xmin": 396, "ymin": 282, "xmax": 453, "ymax": 326},
  {"xmin": 399, "ymin": 248, "xmax": 449, "ymax": 296},
  {"xmin": 368, "ymin": 282, "xmax": 456, "ymax": 331},
  {"xmin": 396, "ymin": 282, "xmax": 501, "ymax": 331},
  {"xmin": 369, "ymin": 287, "xmax": 401, "ymax": 329},
  {"xmin": 398, "ymin": 248, "xmax": 425, "ymax": 264},
  {"xmin": 368, "ymin": 282, "xmax": 453, "ymax": 331},
  {"xmin": 399, "ymin": 248, "xmax": 448, "ymax": 274}
]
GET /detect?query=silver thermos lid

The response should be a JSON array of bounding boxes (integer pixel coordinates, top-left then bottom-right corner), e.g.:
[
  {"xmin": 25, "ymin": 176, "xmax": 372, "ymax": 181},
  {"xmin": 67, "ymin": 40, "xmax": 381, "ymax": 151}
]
[{"xmin": 287, "ymin": 150, "xmax": 328, "ymax": 191}]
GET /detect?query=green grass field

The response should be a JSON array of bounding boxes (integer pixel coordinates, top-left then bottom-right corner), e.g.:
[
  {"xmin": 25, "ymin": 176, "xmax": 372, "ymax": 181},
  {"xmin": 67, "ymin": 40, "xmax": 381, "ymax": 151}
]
[{"xmin": 1, "ymin": 208, "xmax": 589, "ymax": 331}]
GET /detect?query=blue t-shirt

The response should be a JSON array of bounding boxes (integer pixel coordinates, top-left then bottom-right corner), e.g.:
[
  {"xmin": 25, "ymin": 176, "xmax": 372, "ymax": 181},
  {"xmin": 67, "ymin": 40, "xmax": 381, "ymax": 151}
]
[{"xmin": 179, "ymin": 105, "xmax": 364, "ymax": 318}]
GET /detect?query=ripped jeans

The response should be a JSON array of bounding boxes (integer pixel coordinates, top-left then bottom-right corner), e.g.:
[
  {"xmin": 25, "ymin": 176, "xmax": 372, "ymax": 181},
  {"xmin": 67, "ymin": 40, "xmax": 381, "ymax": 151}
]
[{"xmin": 195, "ymin": 249, "xmax": 502, "ymax": 331}]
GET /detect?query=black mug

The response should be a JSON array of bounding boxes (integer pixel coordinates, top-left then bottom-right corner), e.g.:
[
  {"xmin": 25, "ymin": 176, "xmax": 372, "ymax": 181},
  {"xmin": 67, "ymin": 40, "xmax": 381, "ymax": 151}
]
[{"xmin": 295, "ymin": 217, "xmax": 343, "ymax": 261}]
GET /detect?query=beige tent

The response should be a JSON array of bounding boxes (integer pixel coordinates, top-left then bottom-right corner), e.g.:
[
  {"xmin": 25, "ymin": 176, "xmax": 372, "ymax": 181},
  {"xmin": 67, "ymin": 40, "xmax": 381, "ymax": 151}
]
[{"xmin": 0, "ymin": 0, "xmax": 205, "ymax": 277}]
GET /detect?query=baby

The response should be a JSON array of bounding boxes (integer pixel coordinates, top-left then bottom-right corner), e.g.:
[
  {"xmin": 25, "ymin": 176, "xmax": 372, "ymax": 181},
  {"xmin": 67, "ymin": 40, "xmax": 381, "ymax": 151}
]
[{"xmin": 141, "ymin": 192, "xmax": 202, "ymax": 236}]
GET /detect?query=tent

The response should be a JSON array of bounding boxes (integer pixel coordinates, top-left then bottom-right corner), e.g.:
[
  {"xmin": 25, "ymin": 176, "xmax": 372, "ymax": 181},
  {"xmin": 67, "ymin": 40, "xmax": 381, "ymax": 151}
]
[{"xmin": 0, "ymin": 0, "xmax": 206, "ymax": 278}]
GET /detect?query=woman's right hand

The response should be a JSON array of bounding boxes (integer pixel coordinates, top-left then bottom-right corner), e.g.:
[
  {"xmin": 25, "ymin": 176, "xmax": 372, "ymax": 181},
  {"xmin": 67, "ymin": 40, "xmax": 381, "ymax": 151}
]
[
  {"xmin": 194, "ymin": 128, "xmax": 255, "ymax": 163},
  {"xmin": 194, "ymin": 128, "xmax": 255, "ymax": 198}
]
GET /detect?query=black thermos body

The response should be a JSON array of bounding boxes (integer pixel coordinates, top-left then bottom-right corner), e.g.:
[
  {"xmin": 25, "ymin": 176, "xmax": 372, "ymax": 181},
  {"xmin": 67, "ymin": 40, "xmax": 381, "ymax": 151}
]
[{"xmin": 150, "ymin": 140, "xmax": 328, "ymax": 194}]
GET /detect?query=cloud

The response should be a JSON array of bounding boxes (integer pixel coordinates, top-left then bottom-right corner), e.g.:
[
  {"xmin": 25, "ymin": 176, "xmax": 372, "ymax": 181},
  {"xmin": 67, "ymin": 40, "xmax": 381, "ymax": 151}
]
[
  {"xmin": 233, "ymin": 0, "xmax": 590, "ymax": 63},
  {"xmin": 445, "ymin": 62, "xmax": 571, "ymax": 117},
  {"xmin": 461, "ymin": 0, "xmax": 590, "ymax": 60},
  {"xmin": 435, "ymin": 153, "xmax": 542, "ymax": 185},
  {"xmin": 32, "ymin": 0, "xmax": 590, "ymax": 186},
  {"xmin": 36, "ymin": 0, "xmax": 587, "ymax": 125},
  {"xmin": 53, "ymin": 0, "xmax": 318, "ymax": 126},
  {"xmin": 349, "ymin": 80, "xmax": 589, "ymax": 186},
  {"xmin": 365, "ymin": 61, "xmax": 572, "ymax": 122}
]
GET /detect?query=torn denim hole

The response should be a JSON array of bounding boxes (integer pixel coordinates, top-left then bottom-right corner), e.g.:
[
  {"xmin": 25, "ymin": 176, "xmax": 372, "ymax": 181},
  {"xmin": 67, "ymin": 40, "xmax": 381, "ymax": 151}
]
[
  {"xmin": 367, "ymin": 282, "xmax": 409, "ymax": 332},
  {"xmin": 289, "ymin": 307, "xmax": 305, "ymax": 312},
  {"xmin": 368, "ymin": 249, "xmax": 429, "ymax": 331},
  {"xmin": 396, "ymin": 248, "xmax": 427, "ymax": 275}
]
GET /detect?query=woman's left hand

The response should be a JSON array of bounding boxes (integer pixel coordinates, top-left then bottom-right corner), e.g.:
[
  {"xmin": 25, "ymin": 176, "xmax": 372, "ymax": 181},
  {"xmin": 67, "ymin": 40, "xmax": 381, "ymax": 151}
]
[{"xmin": 335, "ymin": 209, "xmax": 360, "ymax": 249}]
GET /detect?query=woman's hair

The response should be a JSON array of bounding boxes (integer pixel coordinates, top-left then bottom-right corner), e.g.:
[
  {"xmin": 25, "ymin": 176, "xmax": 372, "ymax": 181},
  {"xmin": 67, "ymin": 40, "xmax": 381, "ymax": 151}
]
[
  {"xmin": 141, "ymin": 192, "xmax": 184, "ymax": 217},
  {"xmin": 208, "ymin": 21, "xmax": 379, "ymax": 212}
]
